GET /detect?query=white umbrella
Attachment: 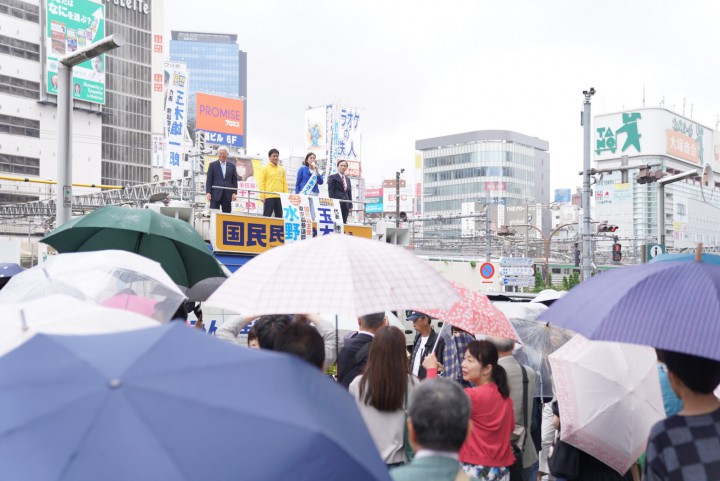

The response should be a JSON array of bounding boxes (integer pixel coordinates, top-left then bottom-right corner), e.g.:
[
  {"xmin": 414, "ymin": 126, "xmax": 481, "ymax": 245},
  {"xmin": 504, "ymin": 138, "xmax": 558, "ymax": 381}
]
[
  {"xmin": 205, "ymin": 234, "xmax": 460, "ymax": 317},
  {"xmin": 0, "ymin": 250, "xmax": 186, "ymax": 322},
  {"xmin": 548, "ymin": 335, "xmax": 665, "ymax": 475},
  {"xmin": 0, "ymin": 294, "xmax": 159, "ymax": 357}
]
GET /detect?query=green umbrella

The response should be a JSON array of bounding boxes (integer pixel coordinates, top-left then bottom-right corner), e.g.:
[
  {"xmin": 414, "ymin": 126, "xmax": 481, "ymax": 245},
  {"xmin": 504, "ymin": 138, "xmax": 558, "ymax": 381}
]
[{"xmin": 41, "ymin": 206, "xmax": 226, "ymax": 290}]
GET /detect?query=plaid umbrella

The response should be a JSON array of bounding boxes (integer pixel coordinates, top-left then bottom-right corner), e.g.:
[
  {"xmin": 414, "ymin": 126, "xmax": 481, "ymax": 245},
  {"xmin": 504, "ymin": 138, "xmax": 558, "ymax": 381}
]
[
  {"xmin": 539, "ymin": 257, "xmax": 720, "ymax": 361},
  {"xmin": 205, "ymin": 233, "xmax": 459, "ymax": 317},
  {"xmin": 422, "ymin": 281, "xmax": 518, "ymax": 340}
]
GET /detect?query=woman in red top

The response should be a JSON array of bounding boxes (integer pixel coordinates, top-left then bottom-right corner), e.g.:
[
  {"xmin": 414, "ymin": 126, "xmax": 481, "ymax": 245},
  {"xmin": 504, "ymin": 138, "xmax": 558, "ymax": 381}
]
[{"xmin": 424, "ymin": 340, "xmax": 515, "ymax": 481}]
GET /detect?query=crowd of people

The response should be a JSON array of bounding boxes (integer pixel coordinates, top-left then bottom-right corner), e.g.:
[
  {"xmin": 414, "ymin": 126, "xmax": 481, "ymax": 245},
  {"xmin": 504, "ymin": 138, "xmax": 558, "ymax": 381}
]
[{"xmin": 213, "ymin": 309, "xmax": 720, "ymax": 481}]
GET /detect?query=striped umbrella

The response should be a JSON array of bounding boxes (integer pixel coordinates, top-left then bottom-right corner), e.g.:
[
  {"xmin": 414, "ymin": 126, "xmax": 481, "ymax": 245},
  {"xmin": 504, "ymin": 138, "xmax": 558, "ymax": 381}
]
[{"xmin": 538, "ymin": 259, "xmax": 720, "ymax": 361}]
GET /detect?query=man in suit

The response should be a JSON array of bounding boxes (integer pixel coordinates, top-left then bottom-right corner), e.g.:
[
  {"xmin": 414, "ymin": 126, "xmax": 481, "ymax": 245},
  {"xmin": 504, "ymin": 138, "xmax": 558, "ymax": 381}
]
[
  {"xmin": 391, "ymin": 378, "xmax": 471, "ymax": 481},
  {"xmin": 328, "ymin": 159, "xmax": 353, "ymax": 223},
  {"xmin": 336, "ymin": 312, "xmax": 387, "ymax": 388},
  {"xmin": 408, "ymin": 311, "xmax": 445, "ymax": 380},
  {"xmin": 490, "ymin": 337, "xmax": 539, "ymax": 481},
  {"xmin": 205, "ymin": 146, "xmax": 238, "ymax": 213}
]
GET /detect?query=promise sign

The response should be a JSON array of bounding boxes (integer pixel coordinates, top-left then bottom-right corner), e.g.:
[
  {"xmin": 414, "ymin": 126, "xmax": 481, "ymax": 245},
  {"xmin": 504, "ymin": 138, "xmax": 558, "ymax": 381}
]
[{"xmin": 196, "ymin": 93, "xmax": 245, "ymax": 147}]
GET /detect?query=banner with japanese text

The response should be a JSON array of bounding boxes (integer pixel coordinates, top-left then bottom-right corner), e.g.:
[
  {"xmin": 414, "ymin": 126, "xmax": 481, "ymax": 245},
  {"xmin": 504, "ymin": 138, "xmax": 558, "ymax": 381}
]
[
  {"xmin": 280, "ymin": 194, "xmax": 313, "ymax": 244},
  {"xmin": 164, "ymin": 63, "xmax": 188, "ymax": 179},
  {"xmin": 45, "ymin": 0, "xmax": 105, "ymax": 104},
  {"xmin": 337, "ymin": 106, "xmax": 361, "ymax": 164},
  {"xmin": 313, "ymin": 197, "xmax": 344, "ymax": 235}
]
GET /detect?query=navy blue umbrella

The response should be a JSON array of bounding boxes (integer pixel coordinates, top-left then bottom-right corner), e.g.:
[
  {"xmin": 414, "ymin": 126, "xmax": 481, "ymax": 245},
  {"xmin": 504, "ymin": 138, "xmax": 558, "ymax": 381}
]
[
  {"xmin": 0, "ymin": 262, "xmax": 24, "ymax": 290},
  {"xmin": 538, "ymin": 259, "xmax": 720, "ymax": 362},
  {"xmin": 0, "ymin": 324, "xmax": 390, "ymax": 481}
]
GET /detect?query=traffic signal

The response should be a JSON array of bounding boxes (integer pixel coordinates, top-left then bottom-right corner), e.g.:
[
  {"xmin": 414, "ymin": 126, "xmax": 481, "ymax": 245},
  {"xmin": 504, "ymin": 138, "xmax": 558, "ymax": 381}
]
[
  {"xmin": 597, "ymin": 221, "xmax": 619, "ymax": 233},
  {"xmin": 636, "ymin": 165, "xmax": 665, "ymax": 184},
  {"xmin": 497, "ymin": 225, "xmax": 516, "ymax": 236},
  {"xmin": 612, "ymin": 242, "xmax": 622, "ymax": 262}
]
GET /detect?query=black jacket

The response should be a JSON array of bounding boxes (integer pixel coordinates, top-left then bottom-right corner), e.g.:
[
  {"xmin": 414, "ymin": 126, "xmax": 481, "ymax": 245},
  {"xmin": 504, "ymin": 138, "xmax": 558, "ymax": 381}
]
[
  {"xmin": 337, "ymin": 332, "xmax": 372, "ymax": 388},
  {"xmin": 409, "ymin": 329, "xmax": 445, "ymax": 380}
]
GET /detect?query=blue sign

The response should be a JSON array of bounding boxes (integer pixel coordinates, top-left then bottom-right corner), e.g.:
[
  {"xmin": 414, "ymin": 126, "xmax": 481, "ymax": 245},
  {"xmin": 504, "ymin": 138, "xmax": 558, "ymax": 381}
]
[
  {"xmin": 365, "ymin": 201, "xmax": 383, "ymax": 213},
  {"xmin": 204, "ymin": 130, "xmax": 245, "ymax": 147},
  {"xmin": 554, "ymin": 189, "xmax": 572, "ymax": 203}
]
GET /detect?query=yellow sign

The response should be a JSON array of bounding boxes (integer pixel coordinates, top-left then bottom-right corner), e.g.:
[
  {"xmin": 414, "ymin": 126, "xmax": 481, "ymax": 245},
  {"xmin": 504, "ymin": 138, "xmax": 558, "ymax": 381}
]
[{"xmin": 212, "ymin": 213, "xmax": 372, "ymax": 254}]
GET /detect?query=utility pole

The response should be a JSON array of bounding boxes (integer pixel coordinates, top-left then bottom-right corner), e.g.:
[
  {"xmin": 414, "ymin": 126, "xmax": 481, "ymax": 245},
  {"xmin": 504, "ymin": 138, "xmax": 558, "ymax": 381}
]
[
  {"xmin": 581, "ymin": 87, "xmax": 595, "ymax": 281},
  {"xmin": 395, "ymin": 169, "xmax": 404, "ymax": 227}
]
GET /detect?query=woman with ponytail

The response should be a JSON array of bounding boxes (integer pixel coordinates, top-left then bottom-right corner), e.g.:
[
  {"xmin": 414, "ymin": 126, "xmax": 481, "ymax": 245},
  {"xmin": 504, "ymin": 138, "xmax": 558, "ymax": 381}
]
[{"xmin": 423, "ymin": 340, "xmax": 515, "ymax": 480}]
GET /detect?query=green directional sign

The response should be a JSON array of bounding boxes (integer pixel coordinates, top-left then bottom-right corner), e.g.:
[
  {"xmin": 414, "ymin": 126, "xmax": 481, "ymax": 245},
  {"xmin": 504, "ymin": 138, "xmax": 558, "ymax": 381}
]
[{"xmin": 46, "ymin": 0, "xmax": 106, "ymax": 104}]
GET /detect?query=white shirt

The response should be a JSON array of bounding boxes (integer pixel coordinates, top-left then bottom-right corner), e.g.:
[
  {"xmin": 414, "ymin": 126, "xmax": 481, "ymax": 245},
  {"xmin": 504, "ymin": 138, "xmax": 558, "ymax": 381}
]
[{"xmin": 412, "ymin": 335, "xmax": 430, "ymax": 376}]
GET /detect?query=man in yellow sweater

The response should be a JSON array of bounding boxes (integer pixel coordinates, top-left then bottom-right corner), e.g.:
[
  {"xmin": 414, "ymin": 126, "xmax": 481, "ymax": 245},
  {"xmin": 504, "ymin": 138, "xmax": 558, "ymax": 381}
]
[{"xmin": 259, "ymin": 148, "xmax": 287, "ymax": 218}]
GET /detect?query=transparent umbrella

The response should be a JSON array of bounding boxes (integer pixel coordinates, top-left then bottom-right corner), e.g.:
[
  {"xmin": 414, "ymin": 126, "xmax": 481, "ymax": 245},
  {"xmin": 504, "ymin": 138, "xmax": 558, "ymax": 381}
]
[{"xmin": 0, "ymin": 250, "xmax": 186, "ymax": 322}]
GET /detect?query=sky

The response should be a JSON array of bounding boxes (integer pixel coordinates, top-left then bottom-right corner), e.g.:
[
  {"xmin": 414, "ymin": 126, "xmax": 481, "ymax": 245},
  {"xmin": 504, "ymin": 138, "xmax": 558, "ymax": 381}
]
[{"xmin": 166, "ymin": 0, "xmax": 720, "ymax": 193}]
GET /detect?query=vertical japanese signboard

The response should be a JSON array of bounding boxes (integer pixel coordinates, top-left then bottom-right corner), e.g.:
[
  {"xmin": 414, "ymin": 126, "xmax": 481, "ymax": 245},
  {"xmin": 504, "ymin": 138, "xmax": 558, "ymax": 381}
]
[
  {"xmin": 337, "ymin": 106, "xmax": 361, "ymax": 164},
  {"xmin": 164, "ymin": 63, "xmax": 188, "ymax": 179},
  {"xmin": 280, "ymin": 194, "xmax": 313, "ymax": 244},
  {"xmin": 46, "ymin": 0, "xmax": 105, "ymax": 104}
]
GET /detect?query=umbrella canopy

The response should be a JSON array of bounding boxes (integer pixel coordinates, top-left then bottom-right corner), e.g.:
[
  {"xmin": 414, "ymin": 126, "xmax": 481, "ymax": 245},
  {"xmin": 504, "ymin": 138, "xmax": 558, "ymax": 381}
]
[
  {"xmin": 0, "ymin": 294, "xmax": 158, "ymax": 357},
  {"xmin": 548, "ymin": 335, "xmax": 664, "ymax": 475},
  {"xmin": 494, "ymin": 302, "xmax": 572, "ymax": 398},
  {"xmin": 0, "ymin": 263, "xmax": 24, "ymax": 290},
  {"xmin": 650, "ymin": 252, "xmax": 720, "ymax": 265},
  {"xmin": 530, "ymin": 289, "xmax": 566, "ymax": 306},
  {"xmin": 40, "ymin": 206, "xmax": 226, "ymax": 291},
  {"xmin": 421, "ymin": 281, "xmax": 518, "ymax": 340},
  {"xmin": 0, "ymin": 250, "xmax": 185, "ymax": 323},
  {"xmin": 538, "ymin": 260, "xmax": 720, "ymax": 361},
  {"xmin": 205, "ymin": 233, "xmax": 460, "ymax": 317},
  {"xmin": 0, "ymin": 324, "xmax": 390, "ymax": 481}
]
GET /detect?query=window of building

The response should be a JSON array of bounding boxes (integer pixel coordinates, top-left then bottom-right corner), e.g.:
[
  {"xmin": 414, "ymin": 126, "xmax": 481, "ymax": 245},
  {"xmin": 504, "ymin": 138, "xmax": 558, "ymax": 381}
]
[
  {"xmin": 0, "ymin": 33, "xmax": 39, "ymax": 61},
  {"xmin": 0, "ymin": 74, "xmax": 39, "ymax": 99},
  {"xmin": 0, "ymin": 0, "xmax": 39, "ymax": 23},
  {"xmin": 0, "ymin": 153, "xmax": 40, "ymax": 175},
  {"xmin": 0, "ymin": 114, "xmax": 39, "ymax": 137}
]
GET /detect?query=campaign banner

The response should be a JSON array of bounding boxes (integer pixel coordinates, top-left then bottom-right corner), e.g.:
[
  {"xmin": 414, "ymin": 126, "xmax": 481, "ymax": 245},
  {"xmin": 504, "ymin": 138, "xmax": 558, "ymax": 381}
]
[
  {"xmin": 314, "ymin": 197, "xmax": 343, "ymax": 235},
  {"xmin": 46, "ymin": 0, "xmax": 105, "ymax": 104},
  {"xmin": 280, "ymin": 194, "xmax": 312, "ymax": 244},
  {"xmin": 305, "ymin": 106, "xmax": 328, "ymax": 159},
  {"xmin": 196, "ymin": 93, "xmax": 245, "ymax": 148},
  {"xmin": 337, "ymin": 106, "xmax": 361, "ymax": 163},
  {"xmin": 163, "ymin": 63, "xmax": 188, "ymax": 179},
  {"xmin": 345, "ymin": 160, "xmax": 362, "ymax": 178}
]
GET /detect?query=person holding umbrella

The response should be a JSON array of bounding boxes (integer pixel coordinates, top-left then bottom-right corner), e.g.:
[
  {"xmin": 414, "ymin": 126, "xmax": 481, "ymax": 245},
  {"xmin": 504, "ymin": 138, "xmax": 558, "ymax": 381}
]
[
  {"xmin": 349, "ymin": 326, "xmax": 417, "ymax": 467},
  {"xmin": 423, "ymin": 340, "xmax": 516, "ymax": 481},
  {"xmin": 645, "ymin": 350, "xmax": 720, "ymax": 481}
]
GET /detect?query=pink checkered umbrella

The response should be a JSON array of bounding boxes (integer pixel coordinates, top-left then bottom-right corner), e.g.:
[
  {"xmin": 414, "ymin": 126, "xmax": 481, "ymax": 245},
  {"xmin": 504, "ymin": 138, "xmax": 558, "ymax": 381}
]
[
  {"xmin": 205, "ymin": 233, "xmax": 460, "ymax": 317},
  {"xmin": 422, "ymin": 281, "xmax": 518, "ymax": 340}
]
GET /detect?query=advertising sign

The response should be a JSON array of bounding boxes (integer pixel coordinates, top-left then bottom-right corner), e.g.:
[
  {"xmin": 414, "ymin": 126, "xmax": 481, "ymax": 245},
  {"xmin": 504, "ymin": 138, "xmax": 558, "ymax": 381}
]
[
  {"xmin": 211, "ymin": 214, "xmax": 371, "ymax": 254},
  {"xmin": 305, "ymin": 106, "xmax": 328, "ymax": 159},
  {"xmin": 163, "ymin": 62, "xmax": 188, "ymax": 179},
  {"xmin": 554, "ymin": 189, "xmax": 572, "ymax": 203},
  {"xmin": 383, "ymin": 187, "xmax": 413, "ymax": 213},
  {"xmin": 195, "ymin": 93, "xmax": 245, "ymax": 148},
  {"xmin": 46, "ymin": 0, "xmax": 105, "ymax": 104},
  {"xmin": 499, "ymin": 257, "xmax": 534, "ymax": 267},
  {"xmin": 345, "ymin": 160, "xmax": 361, "ymax": 178},
  {"xmin": 337, "ymin": 106, "xmax": 361, "ymax": 163}
]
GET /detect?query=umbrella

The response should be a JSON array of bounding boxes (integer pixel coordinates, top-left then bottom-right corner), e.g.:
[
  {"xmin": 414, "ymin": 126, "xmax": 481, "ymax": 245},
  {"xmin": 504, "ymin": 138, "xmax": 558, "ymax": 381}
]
[
  {"xmin": 0, "ymin": 250, "xmax": 186, "ymax": 323},
  {"xmin": 538, "ymin": 258, "xmax": 720, "ymax": 361},
  {"xmin": 0, "ymin": 324, "xmax": 391, "ymax": 481},
  {"xmin": 548, "ymin": 335, "xmax": 664, "ymax": 475},
  {"xmin": 0, "ymin": 262, "xmax": 24, "ymax": 290},
  {"xmin": 0, "ymin": 294, "xmax": 158, "ymax": 357},
  {"xmin": 421, "ymin": 281, "xmax": 518, "ymax": 340},
  {"xmin": 205, "ymin": 233, "xmax": 460, "ymax": 317},
  {"xmin": 650, "ymin": 252, "xmax": 720, "ymax": 265},
  {"xmin": 530, "ymin": 289, "xmax": 566, "ymax": 306},
  {"xmin": 494, "ymin": 302, "xmax": 573, "ymax": 398},
  {"xmin": 40, "ymin": 206, "xmax": 226, "ymax": 292}
]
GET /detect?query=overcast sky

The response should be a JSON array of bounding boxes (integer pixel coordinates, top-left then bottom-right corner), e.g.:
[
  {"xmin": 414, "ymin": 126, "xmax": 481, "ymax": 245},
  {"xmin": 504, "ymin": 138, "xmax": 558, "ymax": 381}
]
[{"xmin": 166, "ymin": 0, "xmax": 720, "ymax": 192}]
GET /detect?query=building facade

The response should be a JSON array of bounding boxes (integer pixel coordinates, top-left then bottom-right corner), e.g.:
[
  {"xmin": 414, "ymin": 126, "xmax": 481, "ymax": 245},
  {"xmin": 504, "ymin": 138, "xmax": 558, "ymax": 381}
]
[
  {"xmin": 169, "ymin": 31, "xmax": 247, "ymax": 138},
  {"xmin": 593, "ymin": 107, "xmax": 720, "ymax": 251},
  {"xmin": 415, "ymin": 130, "xmax": 550, "ymax": 241},
  {"xmin": 0, "ymin": 0, "xmax": 163, "ymax": 204}
]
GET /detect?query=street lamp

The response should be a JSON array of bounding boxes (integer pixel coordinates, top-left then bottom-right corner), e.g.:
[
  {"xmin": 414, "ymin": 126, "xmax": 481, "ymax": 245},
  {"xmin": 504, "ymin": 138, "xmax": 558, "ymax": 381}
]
[
  {"xmin": 516, "ymin": 222, "xmax": 576, "ymax": 286},
  {"xmin": 56, "ymin": 34, "xmax": 124, "ymax": 227}
]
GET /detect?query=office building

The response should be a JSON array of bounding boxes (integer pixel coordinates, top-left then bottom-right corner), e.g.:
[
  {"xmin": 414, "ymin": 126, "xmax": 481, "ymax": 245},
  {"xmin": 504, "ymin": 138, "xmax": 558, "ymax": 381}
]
[{"xmin": 415, "ymin": 130, "xmax": 550, "ymax": 240}]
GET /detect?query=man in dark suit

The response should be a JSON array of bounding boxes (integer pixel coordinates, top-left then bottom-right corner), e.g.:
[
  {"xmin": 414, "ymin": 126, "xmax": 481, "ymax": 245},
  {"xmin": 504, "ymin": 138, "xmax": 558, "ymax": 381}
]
[
  {"xmin": 327, "ymin": 159, "xmax": 353, "ymax": 223},
  {"xmin": 408, "ymin": 311, "xmax": 445, "ymax": 380},
  {"xmin": 337, "ymin": 312, "xmax": 387, "ymax": 388},
  {"xmin": 205, "ymin": 146, "xmax": 238, "ymax": 213}
]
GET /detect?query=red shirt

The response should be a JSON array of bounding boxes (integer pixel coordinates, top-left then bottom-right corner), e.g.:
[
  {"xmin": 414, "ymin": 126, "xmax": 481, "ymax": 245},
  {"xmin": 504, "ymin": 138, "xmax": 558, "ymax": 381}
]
[{"xmin": 427, "ymin": 368, "xmax": 515, "ymax": 467}]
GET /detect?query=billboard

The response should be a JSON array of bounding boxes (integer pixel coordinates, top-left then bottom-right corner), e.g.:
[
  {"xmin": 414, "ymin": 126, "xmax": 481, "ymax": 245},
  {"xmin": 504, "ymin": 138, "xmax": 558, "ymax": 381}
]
[
  {"xmin": 554, "ymin": 189, "xmax": 572, "ymax": 203},
  {"xmin": 46, "ymin": 0, "xmax": 106, "ymax": 104},
  {"xmin": 195, "ymin": 93, "xmax": 245, "ymax": 148},
  {"xmin": 163, "ymin": 62, "xmax": 188, "ymax": 179},
  {"xmin": 337, "ymin": 106, "xmax": 361, "ymax": 163},
  {"xmin": 594, "ymin": 108, "xmax": 715, "ymax": 170},
  {"xmin": 383, "ymin": 187, "xmax": 413, "ymax": 213},
  {"xmin": 365, "ymin": 187, "xmax": 383, "ymax": 214},
  {"xmin": 305, "ymin": 107, "xmax": 328, "ymax": 159}
]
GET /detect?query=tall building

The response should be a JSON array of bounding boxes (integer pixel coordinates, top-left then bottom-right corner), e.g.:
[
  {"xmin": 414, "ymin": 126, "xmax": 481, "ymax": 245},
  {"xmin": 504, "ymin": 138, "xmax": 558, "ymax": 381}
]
[
  {"xmin": 169, "ymin": 31, "xmax": 247, "ymax": 139},
  {"xmin": 415, "ymin": 130, "xmax": 550, "ymax": 240},
  {"xmin": 593, "ymin": 107, "xmax": 720, "ymax": 250},
  {"xmin": 102, "ymin": 0, "xmax": 163, "ymax": 186},
  {"xmin": 0, "ymin": 0, "xmax": 163, "ymax": 202}
]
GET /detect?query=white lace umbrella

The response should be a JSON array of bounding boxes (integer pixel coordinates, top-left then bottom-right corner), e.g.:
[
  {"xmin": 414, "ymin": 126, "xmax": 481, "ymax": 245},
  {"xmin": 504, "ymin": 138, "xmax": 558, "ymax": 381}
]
[
  {"xmin": 0, "ymin": 294, "xmax": 158, "ymax": 357},
  {"xmin": 549, "ymin": 335, "xmax": 665, "ymax": 475},
  {"xmin": 0, "ymin": 250, "xmax": 186, "ymax": 322},
  {"xmin": 206, "ymin": 234, "xmax": 460, "ymax": 317}
]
